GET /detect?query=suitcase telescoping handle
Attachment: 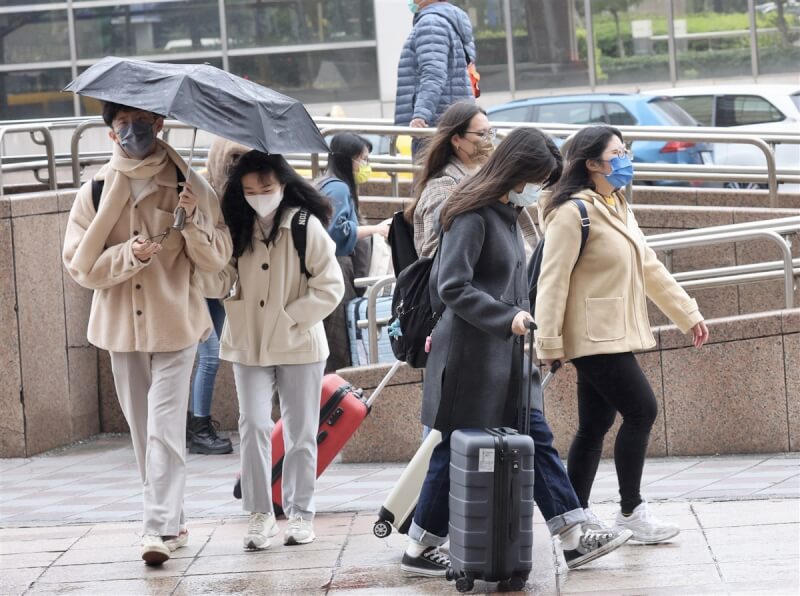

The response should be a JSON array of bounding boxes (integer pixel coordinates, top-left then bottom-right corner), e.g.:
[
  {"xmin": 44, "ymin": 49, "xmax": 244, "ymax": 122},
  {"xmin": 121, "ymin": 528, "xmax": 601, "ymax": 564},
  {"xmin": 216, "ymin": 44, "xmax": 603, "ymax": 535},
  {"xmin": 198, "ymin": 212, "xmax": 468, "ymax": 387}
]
[{"xmin": 365, "ymin": 359, "xmax": 403, "ymax": 409}]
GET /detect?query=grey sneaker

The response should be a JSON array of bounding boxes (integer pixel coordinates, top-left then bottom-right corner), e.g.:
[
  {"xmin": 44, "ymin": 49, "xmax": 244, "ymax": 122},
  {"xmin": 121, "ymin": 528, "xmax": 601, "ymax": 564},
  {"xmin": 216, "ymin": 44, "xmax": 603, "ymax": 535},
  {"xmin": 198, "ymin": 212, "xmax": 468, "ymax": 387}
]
[
  {"xmin": 614, "ymin": 501, "xmax": 680, "ymax": 544},
  {"xmin": 563, "ymin": 527, "xmax": 633, "ymax": 570},
  {"xmin": 243, "ymin": 512, "xmax": 279, "ymax": 551}
]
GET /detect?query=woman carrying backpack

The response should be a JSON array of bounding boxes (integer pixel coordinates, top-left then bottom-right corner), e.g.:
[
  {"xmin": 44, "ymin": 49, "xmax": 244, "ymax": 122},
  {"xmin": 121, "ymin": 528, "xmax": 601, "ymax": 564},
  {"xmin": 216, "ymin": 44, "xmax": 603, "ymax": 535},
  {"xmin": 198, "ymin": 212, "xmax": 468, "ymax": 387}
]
[
  {"xmin": 535, "ymin": 125, "xmax": 710, "ymax": 543},
  {"xmin": 401, "ymin": 128, "xmax": 631, "ymax": 578},
  {"xmin": 317, "ymin": 133, "xmax": 391, "ymax": 371},
  {"xmin": 204, "ymin": 151, "xmax": 344, "ymax": 551}
]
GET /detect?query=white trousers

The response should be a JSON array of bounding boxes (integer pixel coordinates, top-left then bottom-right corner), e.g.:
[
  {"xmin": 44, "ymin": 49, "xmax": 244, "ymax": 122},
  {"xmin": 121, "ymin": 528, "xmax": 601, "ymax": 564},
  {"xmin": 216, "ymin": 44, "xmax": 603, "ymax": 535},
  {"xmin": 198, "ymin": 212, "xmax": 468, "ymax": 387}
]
[
  {"xmin": 233, "ymin": 360, "xmax": 324, "ymax": 519},
  {"xmin": 109, "ymin": 345, "xmax": 196, "ymax": 536}
]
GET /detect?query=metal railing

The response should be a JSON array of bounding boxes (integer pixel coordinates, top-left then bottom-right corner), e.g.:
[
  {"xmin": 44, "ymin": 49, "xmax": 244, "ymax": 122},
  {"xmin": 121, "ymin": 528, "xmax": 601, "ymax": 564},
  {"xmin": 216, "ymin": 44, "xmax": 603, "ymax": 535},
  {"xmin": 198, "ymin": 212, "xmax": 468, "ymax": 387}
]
[
  {"xmin": 353, "ymin": 275, "xmax": 396, "ymax": 364},
  {"xmin": 0, "ymin": 125, "xmax": 57, "ymax": 196}
]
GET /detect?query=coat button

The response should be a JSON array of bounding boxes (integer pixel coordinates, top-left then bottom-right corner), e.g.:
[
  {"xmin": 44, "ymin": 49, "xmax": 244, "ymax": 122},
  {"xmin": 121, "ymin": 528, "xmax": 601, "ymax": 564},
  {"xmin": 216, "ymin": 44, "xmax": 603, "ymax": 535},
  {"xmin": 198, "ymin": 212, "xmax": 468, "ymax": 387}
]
[
  {"xmin": 136, "ymin": 310, "xmax": 142, "ymax": 316},
  {"xmin": 259, "ymin": 300, "xmax": 265, "ymax": 307},
  {"xmin": 133, "ymin": 230, "xmax": 139, "ymax": 235},
  {"xmin": 135, "ymin": 284, "xmax": 141, "ymax": 290},
  {"xmin": 262, "ymin": 263, "xmax": 269, "ymax": 270}
]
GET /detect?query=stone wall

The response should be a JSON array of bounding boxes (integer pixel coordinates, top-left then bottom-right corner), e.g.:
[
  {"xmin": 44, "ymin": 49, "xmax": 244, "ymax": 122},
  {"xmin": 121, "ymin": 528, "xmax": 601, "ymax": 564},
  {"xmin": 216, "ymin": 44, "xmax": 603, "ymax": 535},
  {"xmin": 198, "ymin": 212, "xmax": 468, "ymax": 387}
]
[
  {"xmin": 1, "ymin": 188, "xmax": 798, "ymax": 457},
  {"xmin": 337, "ymin": 309, "xmax": 800, "ymax": 462}
]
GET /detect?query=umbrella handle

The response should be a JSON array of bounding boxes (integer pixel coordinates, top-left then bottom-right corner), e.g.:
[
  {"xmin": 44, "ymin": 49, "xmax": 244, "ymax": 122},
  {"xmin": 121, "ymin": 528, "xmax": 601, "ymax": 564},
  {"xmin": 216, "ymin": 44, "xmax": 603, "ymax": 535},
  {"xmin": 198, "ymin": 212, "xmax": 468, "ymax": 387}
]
[{"xmin": 172, "ymin": 128, "xmax": 197, "ymax": 231}]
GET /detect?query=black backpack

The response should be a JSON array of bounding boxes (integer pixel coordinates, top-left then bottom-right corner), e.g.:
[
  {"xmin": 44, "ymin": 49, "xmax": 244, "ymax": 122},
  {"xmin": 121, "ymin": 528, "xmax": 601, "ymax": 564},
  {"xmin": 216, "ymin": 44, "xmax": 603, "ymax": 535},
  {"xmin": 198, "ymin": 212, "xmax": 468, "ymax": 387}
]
[
  {"xmin": 528, "ymin": 199, "xmax": 590, "ymax": 316},
  {"xmin": 388, "ymin": 211, "xmax": 418, "ymax": 276},
  {"xmin": 93, "ymin": 170, "xmax": 310, "ymax": 278},
  {"xmin": 389, "ymin": 250, "xmax": 442, "ymax": 369}
]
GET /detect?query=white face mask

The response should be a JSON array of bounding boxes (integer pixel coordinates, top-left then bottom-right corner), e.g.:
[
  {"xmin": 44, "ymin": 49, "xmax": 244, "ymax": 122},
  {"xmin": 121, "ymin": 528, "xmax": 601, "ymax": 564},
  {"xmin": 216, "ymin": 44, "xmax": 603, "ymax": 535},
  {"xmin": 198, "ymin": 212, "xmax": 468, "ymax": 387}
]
[{"xmin": 245, "ymin": 188, "xmax": 283, "ymax": 219}]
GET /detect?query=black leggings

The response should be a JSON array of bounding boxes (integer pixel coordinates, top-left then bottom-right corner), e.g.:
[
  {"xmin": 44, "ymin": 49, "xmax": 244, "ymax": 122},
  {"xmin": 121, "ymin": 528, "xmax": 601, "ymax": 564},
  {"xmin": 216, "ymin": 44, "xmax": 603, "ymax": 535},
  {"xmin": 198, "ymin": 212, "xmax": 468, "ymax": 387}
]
[{"xmin": 567, "ymin": 352, "xmax": 658, "ymax": 514}]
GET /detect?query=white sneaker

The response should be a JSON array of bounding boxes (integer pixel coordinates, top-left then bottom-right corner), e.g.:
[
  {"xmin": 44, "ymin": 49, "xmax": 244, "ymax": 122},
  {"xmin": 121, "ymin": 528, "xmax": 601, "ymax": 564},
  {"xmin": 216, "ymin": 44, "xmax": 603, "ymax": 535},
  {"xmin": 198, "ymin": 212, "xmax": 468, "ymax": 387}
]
[
  {"xmin": 243, "ymin": 512, "xmax": 279, "ymax": 551},
  {"xmin": 284, "ymin": 515, "xmax": 315, "ymax": 545},
  {"xmin": 613, "ymin": 501, "xmax": 680, "ymax": 544},
  {"xmin": 163, "ymin": 528, "xmax": 188, "ymax": 552},
  {"xmin": 583, "ymin": 508, "xmax": 609, "ymax": 532},
  {"xmin": 141, "ymin": 534, "xmax": 170, "ymax": 566}
]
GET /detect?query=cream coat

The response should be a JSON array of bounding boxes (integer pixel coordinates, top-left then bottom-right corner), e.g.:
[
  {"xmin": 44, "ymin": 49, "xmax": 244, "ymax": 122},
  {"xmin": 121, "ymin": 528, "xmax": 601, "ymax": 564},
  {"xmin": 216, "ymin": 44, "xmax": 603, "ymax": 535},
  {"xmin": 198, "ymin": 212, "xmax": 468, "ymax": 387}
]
[
  {"xmin": 204, "ymin": 207, "xmax": 345, "ymax": 367},
  {"xmin": 534, "ymin": 189, "xmax": 703, "ymax": 361},
  {"xmin": 63, "ymin": 142, "xmax": 232, "ymax": 353}
]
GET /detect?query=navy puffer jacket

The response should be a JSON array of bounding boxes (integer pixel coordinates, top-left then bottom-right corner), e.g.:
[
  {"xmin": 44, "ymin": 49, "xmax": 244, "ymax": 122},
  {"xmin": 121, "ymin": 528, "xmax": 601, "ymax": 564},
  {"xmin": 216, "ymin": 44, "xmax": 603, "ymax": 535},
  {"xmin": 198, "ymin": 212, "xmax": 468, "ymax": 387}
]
[{"xmin": 394, "ymin": 2, "xmax": 476, "ymax": 127}]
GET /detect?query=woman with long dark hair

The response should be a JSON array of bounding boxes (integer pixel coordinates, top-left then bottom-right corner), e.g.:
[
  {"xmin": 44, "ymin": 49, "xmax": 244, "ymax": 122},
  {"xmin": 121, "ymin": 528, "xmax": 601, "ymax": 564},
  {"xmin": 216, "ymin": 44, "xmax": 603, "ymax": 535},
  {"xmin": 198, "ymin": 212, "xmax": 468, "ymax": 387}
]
[
  {"xmin": 206, "ymin": 151, "xmax": 344, "ymax": 551},
  {"xmin": 401, "ymin": 128, "xmax": 632, "ymax": 577},
  {"xmin": 318, "ymin": 133, "xmax": 391, "ymax": 370},
  {"xmin": 535, "ymin": 125, "xmax": 709, "ymax": 543}
]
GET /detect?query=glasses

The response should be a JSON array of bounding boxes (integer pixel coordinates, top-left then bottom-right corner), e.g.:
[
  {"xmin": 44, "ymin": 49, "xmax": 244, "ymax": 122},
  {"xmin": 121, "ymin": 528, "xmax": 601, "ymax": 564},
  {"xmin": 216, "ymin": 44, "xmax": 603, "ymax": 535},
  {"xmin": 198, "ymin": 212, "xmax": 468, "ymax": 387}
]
[
  {"xmin": 354, "ymin": 157, "xmax": 370, "ymax": 165},
  {"xmin": 603, "ymin": 148, "xmax": 634, "ymax": 161},
  {"xmin": 465, "ymin": 128, "xmax": 497, "ymax": 141}
]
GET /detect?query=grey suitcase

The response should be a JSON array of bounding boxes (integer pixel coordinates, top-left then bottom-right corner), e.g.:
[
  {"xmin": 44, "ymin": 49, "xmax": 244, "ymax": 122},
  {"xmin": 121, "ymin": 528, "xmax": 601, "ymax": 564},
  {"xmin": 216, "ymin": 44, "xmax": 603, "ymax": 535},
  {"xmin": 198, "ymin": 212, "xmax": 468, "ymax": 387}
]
[{"xmin": 446, "ymin": 325, "xmax": 538, "ymax": 593}]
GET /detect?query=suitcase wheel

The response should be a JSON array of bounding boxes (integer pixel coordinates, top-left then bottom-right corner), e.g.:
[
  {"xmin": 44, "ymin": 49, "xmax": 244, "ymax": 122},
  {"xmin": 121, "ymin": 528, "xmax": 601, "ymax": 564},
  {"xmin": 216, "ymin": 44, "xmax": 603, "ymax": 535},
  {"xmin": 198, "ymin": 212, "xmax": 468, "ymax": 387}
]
[
  {"xmin": 455, "ymin": 575, "xmax": 474, "ymax": 593},
  {"xmin": 373, "ymin": 520, "xmax": 392, "ymax": 539},
  {"xmin": 501, "ymin": 576, "xmax": 526, "ymax": 592}
]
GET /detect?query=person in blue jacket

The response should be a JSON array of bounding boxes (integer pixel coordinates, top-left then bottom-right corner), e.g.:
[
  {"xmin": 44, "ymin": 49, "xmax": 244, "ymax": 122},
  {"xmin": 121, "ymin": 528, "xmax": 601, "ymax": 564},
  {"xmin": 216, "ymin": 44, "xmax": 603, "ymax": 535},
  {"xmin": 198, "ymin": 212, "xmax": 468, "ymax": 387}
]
[
  {"xmin": 395, "ymin": 1, "xmax": 477, "ymax": 155},
  {"xmin": 318, "ymin": 133, "xmax": 390, "ymax": 371}
]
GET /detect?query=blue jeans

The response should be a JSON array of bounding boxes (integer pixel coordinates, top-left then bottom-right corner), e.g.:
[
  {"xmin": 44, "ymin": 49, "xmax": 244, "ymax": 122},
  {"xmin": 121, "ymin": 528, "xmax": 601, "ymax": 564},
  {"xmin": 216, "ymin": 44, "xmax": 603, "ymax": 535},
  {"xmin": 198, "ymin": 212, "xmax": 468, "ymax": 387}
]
[
  {"xmin": 191, "ymin": 299, "xmax": 226, "ymax": 417},
  {"xmin": 409, "ymin": 409, "xmax": 586, "ymax": 545}
]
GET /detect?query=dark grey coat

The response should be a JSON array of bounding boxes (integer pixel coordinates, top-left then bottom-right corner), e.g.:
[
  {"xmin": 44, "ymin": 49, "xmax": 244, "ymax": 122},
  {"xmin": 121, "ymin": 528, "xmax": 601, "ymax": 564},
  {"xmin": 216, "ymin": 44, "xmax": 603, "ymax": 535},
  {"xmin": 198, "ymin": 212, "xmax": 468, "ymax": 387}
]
[{"xmin": 422, "ymin": 201, "xmax": 531, "ymax": 433}]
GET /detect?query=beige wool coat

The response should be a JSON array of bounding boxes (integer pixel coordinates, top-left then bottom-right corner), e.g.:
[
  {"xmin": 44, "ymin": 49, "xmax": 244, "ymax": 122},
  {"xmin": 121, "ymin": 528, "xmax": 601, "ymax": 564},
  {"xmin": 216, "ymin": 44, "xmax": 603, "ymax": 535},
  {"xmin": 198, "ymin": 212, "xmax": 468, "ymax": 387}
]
[
  {"xmin": 63, "ymin": 141, "xmax": 233, "ymax": 353},
  {"xmin": 534, "ymin": 189, "xmax": 703, "ymax": 362},
  {"xmin": 203, "ymin": 207, "xmax": 345, "ymax": 367}
]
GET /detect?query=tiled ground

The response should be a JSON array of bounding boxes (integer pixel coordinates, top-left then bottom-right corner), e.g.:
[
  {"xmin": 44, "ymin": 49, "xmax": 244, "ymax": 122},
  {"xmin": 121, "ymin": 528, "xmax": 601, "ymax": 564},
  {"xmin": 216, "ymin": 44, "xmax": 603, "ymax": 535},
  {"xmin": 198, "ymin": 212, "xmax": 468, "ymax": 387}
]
[
  {"xmin": 1, "ymin": 436, "xmax": 798, "ymax": 595},
  {"xmin": 1, "ymin": 435, "xmax": 797, "ymax": 525}
]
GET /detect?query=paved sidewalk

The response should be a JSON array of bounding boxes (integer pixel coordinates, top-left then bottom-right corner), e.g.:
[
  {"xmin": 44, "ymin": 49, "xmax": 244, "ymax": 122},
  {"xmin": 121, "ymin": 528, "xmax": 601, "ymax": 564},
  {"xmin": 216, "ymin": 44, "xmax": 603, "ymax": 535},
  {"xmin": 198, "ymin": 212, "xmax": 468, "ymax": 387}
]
[{"xmin": 1, "ymin": 436, "xmax": 798, "ymax": 595}]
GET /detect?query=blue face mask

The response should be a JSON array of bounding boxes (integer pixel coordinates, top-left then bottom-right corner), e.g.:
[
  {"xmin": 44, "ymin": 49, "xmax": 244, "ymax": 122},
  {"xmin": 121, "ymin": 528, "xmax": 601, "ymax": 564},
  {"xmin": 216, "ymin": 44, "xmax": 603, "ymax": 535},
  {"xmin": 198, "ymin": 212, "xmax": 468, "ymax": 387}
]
[
  {"xmin": 604, "ymin": 155, "xmax": 634, "ymax": 189},
  {"xmin": 508, "ymin": 183, "xmax": 543, "ymax": 208},
  {"xmin": 407, "ymin": 0, "xmax": 418, "ymax": 14}
]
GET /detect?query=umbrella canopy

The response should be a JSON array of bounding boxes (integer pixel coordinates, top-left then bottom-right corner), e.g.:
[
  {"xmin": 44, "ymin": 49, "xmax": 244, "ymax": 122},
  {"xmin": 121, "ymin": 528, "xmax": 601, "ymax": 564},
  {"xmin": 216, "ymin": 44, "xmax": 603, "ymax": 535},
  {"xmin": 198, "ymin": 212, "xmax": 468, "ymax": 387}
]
[{"xmin": 64, "ymin": 56, "xmax": 329, "ymax": 155}]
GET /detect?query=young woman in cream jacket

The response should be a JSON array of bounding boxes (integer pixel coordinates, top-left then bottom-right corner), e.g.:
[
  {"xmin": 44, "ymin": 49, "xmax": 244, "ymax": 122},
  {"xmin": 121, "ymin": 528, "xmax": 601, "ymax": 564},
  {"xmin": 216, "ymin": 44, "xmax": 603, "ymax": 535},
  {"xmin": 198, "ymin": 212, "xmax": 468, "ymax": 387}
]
[
  {"xmin": 535, "ymin": 125, "xmax": 710, "ymax": 545},
  {"xmin": 204, "ymin": 151, "xmax": 344, "ymax": 551}
]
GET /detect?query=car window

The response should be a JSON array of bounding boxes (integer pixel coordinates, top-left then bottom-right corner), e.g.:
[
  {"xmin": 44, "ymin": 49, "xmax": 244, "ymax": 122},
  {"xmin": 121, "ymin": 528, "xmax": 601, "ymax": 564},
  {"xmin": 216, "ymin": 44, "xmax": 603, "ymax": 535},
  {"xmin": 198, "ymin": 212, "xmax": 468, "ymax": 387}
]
[
  {"xmin": 604, "ymin": 102, "xmax": 637, "ymax": 125},
  {"xmin": 648, "ymin": 98, "xmax": 698, "ymax": 126},
  {"xmin": 671, "ymin": 95, "xmax": 714, "ymax": 126},
  {"xmin": 489, "ymin": 106, "xmax": 531, "ymax": 122},
  {"xmin": 792, "ymin": 93, "xmax": 800, "ymax": 112},
  {"xmin": 535, "ymin": 102, "xmax": 600, "ymax": 124},
  {"xmin": 716, "ymin": 95, "xmax": 785, "ymax": 126}
]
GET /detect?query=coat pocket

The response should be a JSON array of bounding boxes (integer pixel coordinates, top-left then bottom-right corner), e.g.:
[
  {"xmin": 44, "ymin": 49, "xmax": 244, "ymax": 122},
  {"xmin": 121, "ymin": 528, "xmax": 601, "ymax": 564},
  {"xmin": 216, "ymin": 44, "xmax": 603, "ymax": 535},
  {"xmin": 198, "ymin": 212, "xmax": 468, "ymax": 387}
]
[
  {"xmin": 585, "ymin": 297, "xmax": 626, "ymax": 342},
  {"xmin": 221, "ymin": 299, "xmax": 249, "ymax": 351},
  {"xmin": 268, "ymin": 310, "xmax": 314, "ymax": 354}
]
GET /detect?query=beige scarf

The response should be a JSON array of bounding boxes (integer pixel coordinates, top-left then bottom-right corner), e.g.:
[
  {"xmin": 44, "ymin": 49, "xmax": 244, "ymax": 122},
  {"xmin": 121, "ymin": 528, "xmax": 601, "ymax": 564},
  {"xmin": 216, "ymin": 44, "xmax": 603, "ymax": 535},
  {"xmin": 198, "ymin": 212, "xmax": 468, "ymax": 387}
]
[{"xmin": 70, "ymin": 139, "xmax": 183, "ymax": 277}]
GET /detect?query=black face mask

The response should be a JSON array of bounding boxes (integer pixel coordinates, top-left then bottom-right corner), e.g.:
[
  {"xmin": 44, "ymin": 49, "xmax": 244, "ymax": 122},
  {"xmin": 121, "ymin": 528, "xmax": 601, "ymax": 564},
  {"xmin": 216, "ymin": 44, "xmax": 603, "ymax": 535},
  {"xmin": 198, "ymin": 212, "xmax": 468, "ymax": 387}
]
[{"xmin": 117, "ymin": 120, "xmax": 156, "ymax": 159}]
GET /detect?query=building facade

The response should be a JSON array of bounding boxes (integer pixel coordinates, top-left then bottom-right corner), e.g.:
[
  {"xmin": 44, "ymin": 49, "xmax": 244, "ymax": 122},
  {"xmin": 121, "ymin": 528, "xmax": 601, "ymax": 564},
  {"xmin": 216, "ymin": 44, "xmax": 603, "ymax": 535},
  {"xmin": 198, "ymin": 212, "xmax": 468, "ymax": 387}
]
[{"xmin": 1, "ymin": 0, "xmax": 798, "ymax": 121}]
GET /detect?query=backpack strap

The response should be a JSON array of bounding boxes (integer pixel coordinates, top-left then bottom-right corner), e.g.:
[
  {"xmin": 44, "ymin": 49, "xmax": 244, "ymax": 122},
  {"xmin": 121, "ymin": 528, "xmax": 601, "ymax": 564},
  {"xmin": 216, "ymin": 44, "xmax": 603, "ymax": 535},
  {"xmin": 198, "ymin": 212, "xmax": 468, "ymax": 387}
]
[
  {"xmin": 570, "ymin": 198, "xmax": 590, "ymax": 256},
  {"xmin": 291, "ymin": 208, "xmax": 311, "ymax": 278},
  {"xmin": 90, "ymin": 164, "xmax": 185, "ymax": 213}
]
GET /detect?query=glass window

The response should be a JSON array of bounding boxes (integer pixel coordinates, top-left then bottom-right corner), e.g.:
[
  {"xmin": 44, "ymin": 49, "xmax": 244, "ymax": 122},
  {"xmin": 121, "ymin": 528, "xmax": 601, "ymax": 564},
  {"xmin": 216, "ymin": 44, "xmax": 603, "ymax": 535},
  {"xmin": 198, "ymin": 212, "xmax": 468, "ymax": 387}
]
[
  {"xmin": 757, "ymin": 2, "xmax": 800, "ymax": 76},
  {"xmin": 605, "ymin": 102, "xmax": 637, "ymax": 125},
  {"xmin": 671, "ymin": 95, "xmax": 714, "ymax": 126},
  {"xmin": 535, "ymin": 102, "xmax": 595, "ymax": 125},
  {"xmin": 510, "ymin": 0, "xmax": 589, "ymax": 91},
  {"xmin": 791, "ymin": 93, "xmax": 800, "ymax": 112},
  {"xmin": 488, "ymin": 105, "xmax": 531, "ymax": 122},
  {"xmin": 76, "ymin": 58, "xmax": 224, "ymax": 117},
  {"xmin": 0, "ymin": 69, "xmax": 74, "ymax": 120},
  {"xmin": 0, "ymin": 10, "xmax": 70, "ymax": 64},
  {"xmin": 592, "ymin": 2, "xmax": 670, "ymax": 87},
  {"xmin": 673, "ymin": 3, "xmax": 754, "ymax": 81},
  {"xmin": 225, "ymin": 0, "xmax": 375, "ymax": 48},
  {"xmin": 229, "ymin": 48, "xmax": 378, "ymax": 104},
  {"xmin": 456, "ymin": 0, "xmax": 510, "ymax": 93},
  {"xmin": 648, "ymin": 98, "xmax": 698, "ymax": 126},
  {"xmin": 715, "ymin": 95, "xmax": 786, "ymax": 127},
  {"xmin": 74, "ymin": 2, "xmax": 221, "ymax": 59}
]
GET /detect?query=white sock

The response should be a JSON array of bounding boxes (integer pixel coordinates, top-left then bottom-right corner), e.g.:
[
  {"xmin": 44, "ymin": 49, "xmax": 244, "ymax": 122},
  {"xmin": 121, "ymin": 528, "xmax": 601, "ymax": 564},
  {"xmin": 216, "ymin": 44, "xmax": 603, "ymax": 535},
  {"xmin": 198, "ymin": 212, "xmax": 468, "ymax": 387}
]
[
  {"xmin": 405, "ymin": 539, "xmax": 427, "ymax": 558},
  {"xmin": 559, "ymin": 525, "xmax": 582, "ymax": 551}
]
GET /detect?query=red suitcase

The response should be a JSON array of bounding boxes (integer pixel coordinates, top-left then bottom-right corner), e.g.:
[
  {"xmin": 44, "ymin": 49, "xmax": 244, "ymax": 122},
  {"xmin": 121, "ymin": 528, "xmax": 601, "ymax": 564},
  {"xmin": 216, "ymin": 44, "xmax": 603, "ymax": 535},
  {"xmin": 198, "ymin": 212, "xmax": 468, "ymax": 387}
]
[{"xmin": 234, "ymin": 361, "xmax": 402, "ymax": 513}]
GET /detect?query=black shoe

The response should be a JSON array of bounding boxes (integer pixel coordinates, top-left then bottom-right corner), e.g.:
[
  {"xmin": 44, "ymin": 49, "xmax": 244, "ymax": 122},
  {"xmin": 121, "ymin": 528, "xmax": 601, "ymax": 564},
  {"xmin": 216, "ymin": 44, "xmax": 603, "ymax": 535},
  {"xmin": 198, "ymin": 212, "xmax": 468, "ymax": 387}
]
[
  {"xmin": 185, "ymin": 411, "xmax": 192, "ymax": 443},
  {"xmin": 400, "ymin": 546, "xmax": 450, "ymax": 577},
  {"xmin": 188, "ymin": 415, "xmax": 233, "ymax": 455},
  {"xmin": 563, "ymin": 528, "xmax": 633, "ymax": 570}
]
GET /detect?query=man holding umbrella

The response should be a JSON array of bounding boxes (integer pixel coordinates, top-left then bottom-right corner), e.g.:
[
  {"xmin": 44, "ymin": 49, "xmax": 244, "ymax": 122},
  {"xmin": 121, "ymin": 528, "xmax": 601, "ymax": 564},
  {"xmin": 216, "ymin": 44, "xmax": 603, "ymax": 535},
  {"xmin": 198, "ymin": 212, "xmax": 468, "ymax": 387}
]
[{"xmin": 62, "ymin": 101, "xmax": 233, "ymax": 566}]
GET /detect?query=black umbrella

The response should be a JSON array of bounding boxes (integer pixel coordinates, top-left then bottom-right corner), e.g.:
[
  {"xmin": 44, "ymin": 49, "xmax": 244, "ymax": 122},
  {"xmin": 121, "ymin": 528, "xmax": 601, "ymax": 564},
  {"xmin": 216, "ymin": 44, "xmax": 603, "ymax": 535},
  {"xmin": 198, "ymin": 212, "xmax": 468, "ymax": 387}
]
[{"xmin": 64, "ymin": 56, "xmax": 329, "ymax": 155}]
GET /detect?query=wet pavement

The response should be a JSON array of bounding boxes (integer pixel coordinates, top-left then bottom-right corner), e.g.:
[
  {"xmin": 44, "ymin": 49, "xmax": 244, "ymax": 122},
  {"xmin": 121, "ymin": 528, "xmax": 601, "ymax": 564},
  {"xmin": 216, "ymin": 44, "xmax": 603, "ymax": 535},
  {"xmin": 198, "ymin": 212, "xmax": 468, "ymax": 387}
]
[{"xmin": 1, "ymin": 436, "xmax": 798, "ymax": 595}]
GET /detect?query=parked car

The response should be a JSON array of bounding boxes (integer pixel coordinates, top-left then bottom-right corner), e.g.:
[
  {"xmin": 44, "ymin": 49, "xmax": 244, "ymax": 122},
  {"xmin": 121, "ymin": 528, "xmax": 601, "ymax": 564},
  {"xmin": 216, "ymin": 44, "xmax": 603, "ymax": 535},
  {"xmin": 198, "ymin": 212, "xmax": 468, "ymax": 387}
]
[
  {"xmin": 487, "ymin": 93, "xmax": 713, "ymax": 186},
  {"xmin": 652, "ymin": 85, "xmax": 800, "ymax": 190}
]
